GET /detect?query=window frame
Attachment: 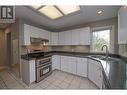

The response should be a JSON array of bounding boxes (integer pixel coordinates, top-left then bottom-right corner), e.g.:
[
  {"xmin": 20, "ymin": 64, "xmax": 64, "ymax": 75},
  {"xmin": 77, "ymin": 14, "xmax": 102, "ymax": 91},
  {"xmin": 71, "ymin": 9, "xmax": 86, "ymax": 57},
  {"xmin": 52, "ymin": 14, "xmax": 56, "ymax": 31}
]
[{"xmin": 90, "ymin": 25, "xmax": 114, "ymax": 53}]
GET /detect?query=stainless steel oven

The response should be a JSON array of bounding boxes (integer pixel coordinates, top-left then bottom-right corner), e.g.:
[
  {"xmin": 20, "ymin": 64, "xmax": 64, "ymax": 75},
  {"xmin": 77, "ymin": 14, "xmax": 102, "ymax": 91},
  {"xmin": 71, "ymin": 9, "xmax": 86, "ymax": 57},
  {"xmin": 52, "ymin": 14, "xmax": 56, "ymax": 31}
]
[{"xmin": 36, "ymin": 56, "xmax": 52, "ymax": 83}]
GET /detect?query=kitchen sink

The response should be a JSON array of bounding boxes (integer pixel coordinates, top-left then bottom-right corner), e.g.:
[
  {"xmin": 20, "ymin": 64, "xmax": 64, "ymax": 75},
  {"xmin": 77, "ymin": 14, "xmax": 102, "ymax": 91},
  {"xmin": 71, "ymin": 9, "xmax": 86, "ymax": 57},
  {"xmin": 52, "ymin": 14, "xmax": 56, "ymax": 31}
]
[{"xmin": 90, "ymin": 55, "xmax": 118, "ymax": 62}]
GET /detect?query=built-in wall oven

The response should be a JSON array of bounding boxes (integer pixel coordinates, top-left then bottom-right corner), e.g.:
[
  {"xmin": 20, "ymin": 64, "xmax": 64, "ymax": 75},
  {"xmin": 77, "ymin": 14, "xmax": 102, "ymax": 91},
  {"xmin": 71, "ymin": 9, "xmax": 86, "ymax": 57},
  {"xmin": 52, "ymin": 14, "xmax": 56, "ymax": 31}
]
[{"xmin": 36, "ymin": 56, "xmax": 52, "ymax": 82}]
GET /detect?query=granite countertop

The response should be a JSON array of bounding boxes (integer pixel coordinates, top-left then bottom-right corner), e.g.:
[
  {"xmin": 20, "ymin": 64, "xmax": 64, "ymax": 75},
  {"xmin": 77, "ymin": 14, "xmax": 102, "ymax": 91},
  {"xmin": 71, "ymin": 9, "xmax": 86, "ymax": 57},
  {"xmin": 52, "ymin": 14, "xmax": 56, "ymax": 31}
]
[{"xmin": 21, "ymin": 51, "xmax": 127, "ymax": 89}]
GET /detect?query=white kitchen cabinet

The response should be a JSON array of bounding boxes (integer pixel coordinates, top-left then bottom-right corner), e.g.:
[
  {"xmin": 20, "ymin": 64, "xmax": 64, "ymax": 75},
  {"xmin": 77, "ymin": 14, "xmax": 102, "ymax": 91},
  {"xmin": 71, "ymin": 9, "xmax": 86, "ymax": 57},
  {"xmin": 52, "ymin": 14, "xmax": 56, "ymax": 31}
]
[
  {"xmin": 23, "ymin": 24, "xmax": 31, "ymax": 45},
  {"xmin": 30, "ymin": 25, "xmax": 40, "ymax": 38},
  {"xmin": 71, "ymin": 30, "xmax": 80, "ymax": 45},
  {"xmin": 50, "ymin": 32, "xmax": 59, "ymax": 45},
  {"xmin": 88, "ymin": 59, "xmax": 103, "ymax": 88},
  {"xmin": 58, "ymin": 32, "xmax": 65, "ymax": 45},
  {"xmin": 52, "ymin": 55, "xmax": 61, "ymax": 70},
  {"xmin": 22, "ymin": 59, "xmax": 36, "ymax": 86},
  {"xmin": 68, "ymin": 57, "xmax": 77, "ymax": 74},
  {"xmin": 23, "ymin": 24, "xmax": 51, "ymax": 45},
  {"xmin": 65, "ymin": 31, "xmax": 72, "ymax": 45},
  {"xmin": 118, "ymin": 6, "xmax": 127, "ymax": 44},
  {"xmin": 61, "ymin": 56, "xmax": 68, "ymax": 72},
  {"xmin": 79, "ymin": 27, "xmax": 91, "ymax": 45},
  {"xmin": 77, "ymin": 58, "xmax": 87, "ymax": 77}
]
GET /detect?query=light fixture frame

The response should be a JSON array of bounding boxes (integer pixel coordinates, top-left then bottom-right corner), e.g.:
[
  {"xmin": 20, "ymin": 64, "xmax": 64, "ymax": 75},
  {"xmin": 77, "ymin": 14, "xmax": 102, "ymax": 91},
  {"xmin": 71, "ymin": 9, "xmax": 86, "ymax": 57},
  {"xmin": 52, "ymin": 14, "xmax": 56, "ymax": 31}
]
[{"xmin": 28, "ymin": 5, "xmax": 81, "ymax": 20}]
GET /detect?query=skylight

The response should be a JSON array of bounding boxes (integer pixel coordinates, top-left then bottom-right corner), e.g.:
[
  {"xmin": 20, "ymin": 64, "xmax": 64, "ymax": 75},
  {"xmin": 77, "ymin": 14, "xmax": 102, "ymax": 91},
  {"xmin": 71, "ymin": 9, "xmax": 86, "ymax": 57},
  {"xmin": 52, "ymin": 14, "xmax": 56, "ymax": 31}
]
[
  {"xmin": 56, "ymin": 5, "xmax": 80, "ymax": 15},
  {"xmin": 38, "ymin": 6, "xmax": 63, "ymax": 19},
  {"xmin": 31, "ymin": 5, "xmax": 42, "ymax": 9},
  {"xmin": 30, "ymin": 5, "xmax": 80, "ymax": 20}
]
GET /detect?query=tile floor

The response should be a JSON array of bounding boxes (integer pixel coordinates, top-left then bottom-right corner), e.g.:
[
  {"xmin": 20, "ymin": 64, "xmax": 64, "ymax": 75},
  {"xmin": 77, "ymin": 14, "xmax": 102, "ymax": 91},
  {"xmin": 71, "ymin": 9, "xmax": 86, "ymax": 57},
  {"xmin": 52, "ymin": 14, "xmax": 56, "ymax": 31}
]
[{"xmin": 0, "ymin": 69, "xmax": 98, "ymax": 89}]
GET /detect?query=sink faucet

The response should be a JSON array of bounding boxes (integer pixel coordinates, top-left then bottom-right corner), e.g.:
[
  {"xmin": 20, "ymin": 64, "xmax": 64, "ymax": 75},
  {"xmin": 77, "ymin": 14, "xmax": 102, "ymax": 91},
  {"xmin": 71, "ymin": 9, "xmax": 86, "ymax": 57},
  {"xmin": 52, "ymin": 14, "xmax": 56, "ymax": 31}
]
[{"xmin": 101, "ymin": 45, "xmax": 109, "ymax": 59}]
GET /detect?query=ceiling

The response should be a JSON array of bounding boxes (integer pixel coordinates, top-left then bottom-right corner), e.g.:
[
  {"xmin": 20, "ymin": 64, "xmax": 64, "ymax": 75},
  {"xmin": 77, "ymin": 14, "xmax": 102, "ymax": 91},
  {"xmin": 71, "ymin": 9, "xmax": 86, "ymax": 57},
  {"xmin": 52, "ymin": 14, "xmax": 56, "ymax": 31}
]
[{"xmin": 0, "ymin": 6, "xmax": 120, "ymax": 30}]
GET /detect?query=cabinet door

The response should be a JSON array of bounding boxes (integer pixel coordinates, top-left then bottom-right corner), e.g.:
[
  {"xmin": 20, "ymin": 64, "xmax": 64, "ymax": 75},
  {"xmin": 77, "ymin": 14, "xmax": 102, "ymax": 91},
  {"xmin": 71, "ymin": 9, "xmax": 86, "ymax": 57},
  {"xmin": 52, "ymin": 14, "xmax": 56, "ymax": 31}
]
[
  {"xmin": 71, "ymin": 30, "xmax": 80, "ymax": 45},
  {"xmin": 52, "ymin": 55, "xmax": 60, "ymax": 70},
  {"xmin": 29, "ymin": 60, "xmax": 36, "ymax": 84},
  {"xmin": 51, "ymin": 32, "xmax": 59, "ymax": 45},
  {"xmin": 59, "ymin": 32, "xmax": 65, "ymax": 45},
  {"xmin": 68, "ymin": 57, "xmax": 77, "ymax": 74},
  {"xmin": 61, "ymin": 56, "xmax": 68, "ymax": 72},
  {"xmin": 79, "ymin": 27, "xmax": 91, "ymax": 45},
  {"xmin": 77, "ymin": 58, "xmax": 87, "ymax": 77},
  {"xmin": 65, "ymin": 31, "xmax": 72, "ymax": 45},
  {"xmin": 23, "ymin": 24, "xmax": 30, "ymax": 45},
  {"xmin": 88, "ymin": 59, "xmax": 102, "ymax": 88},
  {"xmin": 118, "ymin": 7, "xmax": 127, "ymax": 44},
  {"xmin": 30, "ymin": 25, "xmax": 40, "ymax": 38},
  {"xmin": 21, "ymin": 59, "xmax": 29, "ymax": 85}
]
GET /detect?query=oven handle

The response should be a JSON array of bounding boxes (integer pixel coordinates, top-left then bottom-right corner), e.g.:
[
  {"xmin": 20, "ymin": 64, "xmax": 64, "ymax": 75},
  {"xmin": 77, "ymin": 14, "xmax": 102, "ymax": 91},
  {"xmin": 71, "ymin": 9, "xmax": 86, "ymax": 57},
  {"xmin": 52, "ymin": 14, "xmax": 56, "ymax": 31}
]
[{"xmin": 36, "ymin": 63, "xmax": 52, "ymax": 68}]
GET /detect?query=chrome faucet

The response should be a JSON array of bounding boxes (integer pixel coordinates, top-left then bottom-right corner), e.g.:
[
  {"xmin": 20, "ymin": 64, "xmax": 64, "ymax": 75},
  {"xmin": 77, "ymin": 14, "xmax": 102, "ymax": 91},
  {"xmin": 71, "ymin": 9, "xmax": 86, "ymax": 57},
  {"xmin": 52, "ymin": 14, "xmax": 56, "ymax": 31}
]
[{"xmin": 101, "ymin": 45, "xmax": 109, "ymax": 59}]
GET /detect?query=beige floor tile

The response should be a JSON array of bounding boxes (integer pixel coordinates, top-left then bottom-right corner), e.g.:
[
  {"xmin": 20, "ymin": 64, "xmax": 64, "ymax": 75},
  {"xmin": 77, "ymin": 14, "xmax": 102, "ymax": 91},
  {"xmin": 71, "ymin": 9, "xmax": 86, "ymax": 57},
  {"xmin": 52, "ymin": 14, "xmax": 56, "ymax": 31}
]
[
  {"xmin": 68, "ymin": 84, "xmax": 79, "ymax": 89},
  {"xmin": 7, "ymin": 82, "xmax": 24, "ymax": 89},
  {"xmin": 58, "ymin": 82, "xmax": 70, "ymax": 89},
  {"xmin": 46, "ymin": 84, "xmax": 60, "ymax": 89},
  {"xmin": 39, "ymin": 80, "xmax": 50, "ymax": 89},
  {"xmin": 33, "ymin": 85, "xmax": 43, "ymax": 89},
  {"xmin": 89, "ymin": 82, "xmax": 98, "ymax": 89},
  {"xmin": 52, "ymin": 79, "xmax": 62, "ymax": 86}
]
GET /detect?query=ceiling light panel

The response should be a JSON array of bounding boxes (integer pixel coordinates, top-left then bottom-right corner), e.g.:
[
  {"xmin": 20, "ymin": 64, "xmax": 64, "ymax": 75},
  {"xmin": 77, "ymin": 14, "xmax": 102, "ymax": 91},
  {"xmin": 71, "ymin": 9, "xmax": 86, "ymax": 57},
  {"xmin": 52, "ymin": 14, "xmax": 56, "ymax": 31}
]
[
  {"xmin": 31, "ymin": 5, "xmax": 42, "ymax": 9},
  {"xmin": 38, "ymin": 5, "xmax": 63, "ymax": 19},
  {"xmin": 57, "ymin": 5, "xmax": 80, "ymax": 15}
]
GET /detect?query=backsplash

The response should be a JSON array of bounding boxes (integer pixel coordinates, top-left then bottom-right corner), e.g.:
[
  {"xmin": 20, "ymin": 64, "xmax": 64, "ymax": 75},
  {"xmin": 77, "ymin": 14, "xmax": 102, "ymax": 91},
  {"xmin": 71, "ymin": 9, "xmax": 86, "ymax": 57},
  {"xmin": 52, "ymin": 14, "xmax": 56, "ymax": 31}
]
[
  {"xmin": 21, "ymin": 44, "xmax": 90, "ymax": 55},
  {"xmin": 119, "ymin": 44, "xmax": 127, "ymax": 57},
  {"xmin": 51, "ymin": 45, "xmax": 90, "ymax": 53}
]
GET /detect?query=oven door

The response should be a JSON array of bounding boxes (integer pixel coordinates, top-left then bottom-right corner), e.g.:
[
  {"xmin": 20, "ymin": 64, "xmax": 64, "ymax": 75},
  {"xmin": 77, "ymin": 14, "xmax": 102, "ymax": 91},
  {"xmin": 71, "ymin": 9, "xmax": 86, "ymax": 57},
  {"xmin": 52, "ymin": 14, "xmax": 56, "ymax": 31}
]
[{"xmin": 36, "ymin": 63, "xmax": 52, "ymax": 82}]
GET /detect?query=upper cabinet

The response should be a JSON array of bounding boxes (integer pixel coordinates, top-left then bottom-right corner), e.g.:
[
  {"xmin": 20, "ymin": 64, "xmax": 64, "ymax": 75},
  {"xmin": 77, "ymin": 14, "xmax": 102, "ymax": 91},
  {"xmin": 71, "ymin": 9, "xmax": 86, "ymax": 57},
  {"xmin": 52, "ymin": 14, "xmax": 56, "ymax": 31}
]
[
  {"xmin": 59, "ymin": 32, "xmax": 65, "ymax": 45},
  {"xmin": 22, "ymin": 24, "xmax": 51, "ymax": 45},
  {"xmin": 58, "ymin": 27, "xmax": 91, "ymax": 45},
  {"xmin": 23, "ymin": 24, "xmax": 31, "ymax": 45},
  {"xmin": 23, "ymin": 24, "xmax": 90, "ymax": 46},
  {"xmin": 65, "ymin": 31, "xmax": 72, "ymax": 45},
  {"xmin": 79, "ymin": 27, "xmax": 91, "ymax": 45},
  {"xmin": 118, "ymin": 6, "xmax": 127, "ymax": 44},
  {"xmin": 50, "ymin": 32, "xmax": 59, "ymax": 45},
  {"xmin": 71, "ymin": 30, "xmax": 80, "ymax": 45}
]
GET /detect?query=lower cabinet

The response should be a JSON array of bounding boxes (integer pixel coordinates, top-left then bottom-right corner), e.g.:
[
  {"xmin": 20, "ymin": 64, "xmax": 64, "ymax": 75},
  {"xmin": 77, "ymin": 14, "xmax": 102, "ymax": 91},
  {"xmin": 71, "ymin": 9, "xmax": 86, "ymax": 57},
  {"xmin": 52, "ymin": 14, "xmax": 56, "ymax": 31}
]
[
  {"xmin": 22, "ymin": 59, "xmax": 36, "ymax": 86},
  {"xmin": 88, "ymin": 59, "xmax": 103, "ymax": 88},
  {"xmin": 67, "ymin": 57, "xmax": 77, "ymax": 74},
  {"xmin": 52, "ymin": 55, "xmax": 61, "ymax": 70},
  {"xmin": 77, "ymin": 58, "xmax": 87, "ymax": 77},
  {"xmin": 52, "ymin": 55, "xmax": 103, "ymax": 89},
  {"xmin": 61, "ymin": 56, "xmax": 68, "ymax": 72},
  {"xmin": 60, "ymin": 56, "xmax": 87, "ymax": 77}
]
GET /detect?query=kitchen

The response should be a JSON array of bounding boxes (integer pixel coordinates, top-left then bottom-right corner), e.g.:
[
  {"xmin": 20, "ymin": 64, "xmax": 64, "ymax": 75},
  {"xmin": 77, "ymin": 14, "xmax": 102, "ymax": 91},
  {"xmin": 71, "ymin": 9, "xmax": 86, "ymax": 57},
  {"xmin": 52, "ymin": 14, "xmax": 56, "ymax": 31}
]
[{"xmin": 0, "ymin": 5, "xmax": 127, "ymax": 90}]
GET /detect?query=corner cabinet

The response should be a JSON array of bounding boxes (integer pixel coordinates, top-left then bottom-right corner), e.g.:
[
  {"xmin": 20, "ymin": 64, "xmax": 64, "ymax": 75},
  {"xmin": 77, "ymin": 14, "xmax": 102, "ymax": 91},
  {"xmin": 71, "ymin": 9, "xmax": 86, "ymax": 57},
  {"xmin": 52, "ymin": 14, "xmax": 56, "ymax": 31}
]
[
  {"xmin": 88, "ymin": 59, "xmax": 103, "ymax": 88},
  {"xmin": 118, "ymin": 6, "xmax": 127, "ymax": 44}
]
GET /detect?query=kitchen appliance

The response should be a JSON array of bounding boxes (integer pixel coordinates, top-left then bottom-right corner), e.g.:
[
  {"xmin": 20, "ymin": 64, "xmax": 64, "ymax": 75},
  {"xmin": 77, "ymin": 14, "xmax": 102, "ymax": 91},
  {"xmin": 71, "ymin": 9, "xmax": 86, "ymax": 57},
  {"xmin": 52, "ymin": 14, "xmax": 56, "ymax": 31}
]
[
  {"xmin": 36, "ymin": 56, "xmax": 52, "ymax": 82},
  {"xmin": 28, "ymin": 51, "xmax": 52, "ymax": 83},
  {"xmin": 30, "ymin": 37, "xmax": 49, "ymax": 45}
]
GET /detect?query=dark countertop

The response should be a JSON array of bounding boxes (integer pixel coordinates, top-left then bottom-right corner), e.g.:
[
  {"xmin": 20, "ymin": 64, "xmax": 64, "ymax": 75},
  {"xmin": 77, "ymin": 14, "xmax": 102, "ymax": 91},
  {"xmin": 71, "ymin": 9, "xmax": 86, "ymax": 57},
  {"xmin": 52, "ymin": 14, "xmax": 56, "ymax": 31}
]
[{"xmin": 21, "ymin": 51, "xmax": 127, "ymax": 89}]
